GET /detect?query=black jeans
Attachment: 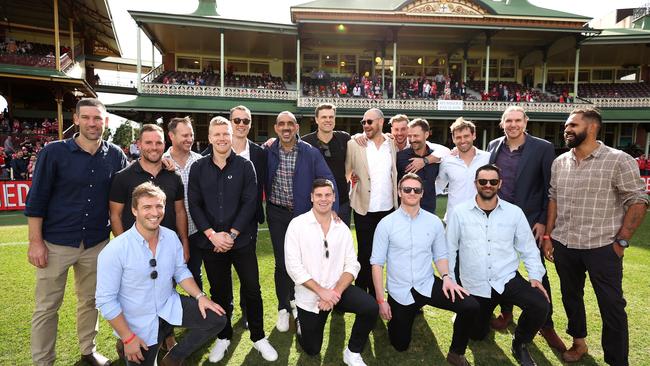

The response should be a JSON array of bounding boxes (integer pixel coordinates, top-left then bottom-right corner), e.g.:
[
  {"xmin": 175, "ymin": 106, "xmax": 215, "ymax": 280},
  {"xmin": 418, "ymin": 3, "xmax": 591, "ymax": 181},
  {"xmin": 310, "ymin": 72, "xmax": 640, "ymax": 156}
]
[
  {"xmin": 387, "ymin": 278, "xmax": 479, "ymax": 354},
  {"xmin": 353, "ymin": 209, "xmax": 392, "ymax": 296},
  {"xmin": 187, "ymin": 232, "xmax": 204, "ymax": 290},
  {"xmin": 266, "ymin": 203, "xmax": 295, "ymax": 312},
  {"xmin": 553, "ymin": 240, "xmax": 628, "ymax": 366},
  {"xmin": 125, "ymin": 295, "xmax": 226, "ymax": 366},
  {"xmin": 463, "ymin": 273, "xmax": 549, "ymax": 345},
  {"xmin": 498, "ymin": 248, "xmax": 554, "ymax": 329},
  {"xmin": 297, "ymin": 285, "xmax": 378, "ymax": 355},
  {"xmin": 202, "ymin": 243, "xmax": 265, "ymax": 342},
  {"xmin": 337, "ymin": 201, "xmax": 352, "ymax": 227}
]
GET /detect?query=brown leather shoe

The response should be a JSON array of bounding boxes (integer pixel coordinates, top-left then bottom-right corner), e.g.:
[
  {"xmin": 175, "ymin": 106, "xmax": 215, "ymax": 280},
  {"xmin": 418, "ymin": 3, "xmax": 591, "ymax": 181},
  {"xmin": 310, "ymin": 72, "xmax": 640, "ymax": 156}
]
[
  {"xmin": 446, "ymin": 351, "xmax": 472, "ymax": 366},
  {"xmin": 562, "ymin": 342, "xmax": 588, "ymax": 363},
  {"xmin": 81, "ymin": 351, "xmax": 112, "ymax": 366},
  {"xmin": 160, "ymin": 349, "xmax": 184, "ymax": 366},
  {"xmin": 539, "ymin": 327, "xmax": 567, "ymax": 352},
  {"xmin": 490, "ymin": 311, "xmax": 513, "ymax": 330}
]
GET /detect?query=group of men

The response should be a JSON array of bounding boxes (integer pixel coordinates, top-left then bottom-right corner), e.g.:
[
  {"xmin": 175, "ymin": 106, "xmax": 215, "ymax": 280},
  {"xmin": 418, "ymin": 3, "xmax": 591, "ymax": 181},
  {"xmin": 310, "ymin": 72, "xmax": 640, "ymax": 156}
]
[{"xmin": 25, "ymin": 97, "xmax": 647, "ymax": 366}]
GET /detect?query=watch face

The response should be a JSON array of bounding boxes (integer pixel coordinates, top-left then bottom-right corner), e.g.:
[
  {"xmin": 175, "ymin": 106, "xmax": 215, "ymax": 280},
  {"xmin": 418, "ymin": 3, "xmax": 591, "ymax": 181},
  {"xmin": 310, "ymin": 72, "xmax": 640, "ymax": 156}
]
[
  {"xmin": 230, "ymin": 232, "xmax": 237, "ymax": 240},
  {"xmin": 617, "ymin": 239, "xmax": 629, "ymax": 248}
]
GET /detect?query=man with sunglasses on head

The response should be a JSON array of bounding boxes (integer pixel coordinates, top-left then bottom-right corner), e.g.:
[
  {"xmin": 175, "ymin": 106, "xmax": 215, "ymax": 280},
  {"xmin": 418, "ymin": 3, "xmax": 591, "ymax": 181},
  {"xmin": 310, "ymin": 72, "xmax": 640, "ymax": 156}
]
[
  {"xmin": 370, "ymin": 173, "xmax": 477, "ymax": 362},
  {"xmin": 346, "ymin": 108, "xmax": 398, "ymax": 296},
  {"xmin": 285, "ymin": 179, "xmax": 377, "ymax": 366},
  {"xmin": 446, "ymin": 164, "xmax": 549, "ymax": 366},
  {"xmin": 302, "ymin": 103, "xmax": 352, "ymax": 226},
  {"xmin": 96, "ymin": 182, "xmax": 227, "ymax": 366}
]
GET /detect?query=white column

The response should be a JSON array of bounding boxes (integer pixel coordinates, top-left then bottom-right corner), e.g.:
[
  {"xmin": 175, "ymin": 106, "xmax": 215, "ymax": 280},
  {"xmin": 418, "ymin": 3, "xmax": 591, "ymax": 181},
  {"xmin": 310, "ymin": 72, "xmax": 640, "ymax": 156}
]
[
  {"xmin": 136, "ymin": 26, "xmax": 142, "ymax": 92},
  {"xmin": 392, "ymin": 41, "xmax": 397, "ymax": 98},
  {"xmin": 220, "ymin": 31, "xmax": 225, "ymax": 96},
  {"xmin": 151, "ymin": 41, "xmax": 155, "ymax": 69},
  {"xmin": 482, "ymin": 128, "xmax": 487, "ymax": 150},
  {"xmin": 542, "ymin": 61, "xmax": 547, "ymax": 93},
  {"xmin": 573, "ymin": 47, "xmax": 580, "ymax": 99},
  {"xmin": 645, "ymin": 131, "xmax": 649, "ymax": 157},
  {"xmin": 484, "ymin": 44, "xmax": 490, "ymax": 93},
  {"xmin": 296, "ymin": 37, "xmax": 301, "ymax": 92},
  {"xmin": 381, "ymin": 55, "xmax": 386, "ymax": 94},
  {"xmin": 53, "ymin": 0, "xmax": 61, "ymax": 71}
]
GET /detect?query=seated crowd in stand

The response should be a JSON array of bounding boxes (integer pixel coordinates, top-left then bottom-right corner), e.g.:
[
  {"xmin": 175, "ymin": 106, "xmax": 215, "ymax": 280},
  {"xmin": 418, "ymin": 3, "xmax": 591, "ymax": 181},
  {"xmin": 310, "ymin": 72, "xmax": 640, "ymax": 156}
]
[
  {"xmin": 0, "ymin": 38, "xmax": 71, "ymax": 68},
  {"xmin": 466, "ymin": 81, "xmax": 561, "ymax": 103},
  {"xmin": 546, "ymin": 82, "xmax": 650, "ymax": 99},
  {"xmin": 154, "ymin": 70, "xmax": 287, "ymax": 90},
  {"xmin": 0, "ymin": 115, "xmax": 58, "ymax": 180}
]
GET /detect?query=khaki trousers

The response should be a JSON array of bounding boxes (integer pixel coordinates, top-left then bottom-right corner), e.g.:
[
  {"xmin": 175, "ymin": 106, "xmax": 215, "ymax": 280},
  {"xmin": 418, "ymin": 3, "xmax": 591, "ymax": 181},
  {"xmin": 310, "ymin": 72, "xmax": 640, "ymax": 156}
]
[{"xmin": 31, "ymin": 239, "xmax": 108, "ymax": 366}]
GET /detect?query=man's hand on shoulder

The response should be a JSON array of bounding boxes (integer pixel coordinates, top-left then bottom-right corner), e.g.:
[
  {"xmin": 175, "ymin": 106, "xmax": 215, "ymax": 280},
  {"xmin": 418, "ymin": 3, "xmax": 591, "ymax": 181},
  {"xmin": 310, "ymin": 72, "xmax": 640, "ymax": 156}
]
[{"xmin": 161, "ymin": 157, "xmax": 176, "ymax": 171}]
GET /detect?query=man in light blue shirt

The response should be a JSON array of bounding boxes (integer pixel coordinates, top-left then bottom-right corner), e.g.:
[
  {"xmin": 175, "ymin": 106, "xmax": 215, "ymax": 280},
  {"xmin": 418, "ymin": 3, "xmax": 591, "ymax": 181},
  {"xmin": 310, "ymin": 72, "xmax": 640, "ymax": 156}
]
[
  {"xmin": 446, "ymin": 164, "xmax": 549, "ymax": 366},
  {"xmin": 370, "ymin": 173, "xmax": 478, "ymax": 364},
  {"xmin": 96, "ymin": 182, "xmax": 226, "ymax": 366}
]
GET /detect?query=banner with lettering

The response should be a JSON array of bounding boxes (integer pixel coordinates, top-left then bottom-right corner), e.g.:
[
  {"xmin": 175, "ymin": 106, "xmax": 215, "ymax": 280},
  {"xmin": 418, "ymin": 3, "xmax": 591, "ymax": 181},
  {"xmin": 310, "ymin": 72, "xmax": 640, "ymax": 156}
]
[{"xmin": 0, "ymin": 181, "xmax": 31, "ymax": 211}]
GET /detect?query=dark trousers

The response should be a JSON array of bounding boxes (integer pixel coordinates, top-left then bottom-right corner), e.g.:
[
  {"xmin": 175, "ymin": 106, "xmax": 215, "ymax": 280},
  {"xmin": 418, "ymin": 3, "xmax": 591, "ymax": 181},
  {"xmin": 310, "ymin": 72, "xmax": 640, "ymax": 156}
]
[
  {"xmin": 553, "ymin": 240, "xmax": 628, "ymax": 366},
  {"xmin": 266, "ymin": 203, "xmax": 295, "ymax": 311},
  {"xmin": 337, "ymin": 200, "xmax": 352, "ymax": 227},
  {"xmin": 353, "ymin": 209, "xmax": 392, "ymax": 296},
  {"xmin": 125, "ymin": 295, "xmax": 226, "ymax": 366},
  {"xmin": 297, "ymin": 285, "xmax": 378, "ymax": 355},
  {"xmin": 498, "ymin": 249, "xmax": 554, "ymax": 328},
  {"xmin": 463, "ymin": 273, "xmax": 549, "ymax": 345},
  {"xmin": 187, "ymin": 232, "xmax": 204, "ymax": 290},
  {"xmin": 387, "ymin": 278, "xmax": 479, "ymax": 353},
  {"xmin": 202, "ymin": 243, "xmax": 265, "ymax": 342}
]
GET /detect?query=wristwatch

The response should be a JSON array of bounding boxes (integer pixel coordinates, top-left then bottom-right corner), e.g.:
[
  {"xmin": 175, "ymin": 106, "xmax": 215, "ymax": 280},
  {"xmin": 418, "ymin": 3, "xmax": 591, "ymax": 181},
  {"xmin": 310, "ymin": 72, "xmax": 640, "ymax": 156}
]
[
  {"xmin": 229, "ymin": 231, "xmax": 238, "ymax": 240},
  {"xmin": 615, "ymin": 238, "xmax": 630, "ymax": 248},
  {"xmin": 422, "ymin": 157, "xmax": 428, "ymax": 165}
]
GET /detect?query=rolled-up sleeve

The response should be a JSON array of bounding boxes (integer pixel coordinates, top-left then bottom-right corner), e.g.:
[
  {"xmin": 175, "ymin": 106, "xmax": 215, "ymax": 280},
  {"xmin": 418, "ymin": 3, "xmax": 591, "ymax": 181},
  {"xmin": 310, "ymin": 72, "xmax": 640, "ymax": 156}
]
[
  {"xmin": 95, "ymin": 244, "xmax": 124, "ymax": 321},
  {"xmin": 370, "ymin": 219, "xmax": 389, "ymax": 266},
  {"xmin": 24, "ymin": 147, "xmax": 55, "ymax": 217},
  {"xmin": 431, "ymin": 218, "xmax": 448, "ymax": 262},
  {"xmin": 615, "ymin": 154, "xmax": 650, "ymax": 207},
  {"xmin": 342, "ymin": 229, "xmax": 361, "ymax": 279},
  {"xmin": 284, "ymin": 220, "xmax": 311, "ymax": 285}
]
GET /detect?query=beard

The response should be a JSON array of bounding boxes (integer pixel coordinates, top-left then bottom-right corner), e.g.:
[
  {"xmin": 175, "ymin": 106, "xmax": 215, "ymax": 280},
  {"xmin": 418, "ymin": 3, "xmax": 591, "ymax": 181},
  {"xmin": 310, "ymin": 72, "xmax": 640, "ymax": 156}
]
[
  {"xmin": 477, "ymin": 188, "xmax": 497, "ymax": 200},
  {"xmin": 565, "ymin": 130, "xmax": 587, "ymax": 148}
]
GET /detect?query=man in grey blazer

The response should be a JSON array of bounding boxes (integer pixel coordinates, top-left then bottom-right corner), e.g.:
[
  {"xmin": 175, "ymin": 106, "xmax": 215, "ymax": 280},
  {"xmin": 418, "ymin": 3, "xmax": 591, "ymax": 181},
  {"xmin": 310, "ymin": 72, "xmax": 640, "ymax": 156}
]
[{"xmin": 487, "ymin": 105, "xmax": 565, "ymax": 353}]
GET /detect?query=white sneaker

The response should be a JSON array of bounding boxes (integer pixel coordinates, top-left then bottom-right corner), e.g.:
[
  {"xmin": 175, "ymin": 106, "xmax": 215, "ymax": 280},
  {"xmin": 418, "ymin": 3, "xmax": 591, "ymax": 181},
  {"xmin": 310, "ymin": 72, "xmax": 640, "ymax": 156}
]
[
  {"xmin": 276, "ymin": 309, "xmax": 290, "ymax": 332},
  {"xmin": 253, "ymin": 337, "xmax": 278, "ymax": 361},
  {"xmin": 290, "ymin": 300, "xmax": 298, "ymax": 320},
  {"xmin": 343, "ymin": 347, "xmax": 367, "ymax": 366},
  {"xmin": 208, "ymin": 338, "xmax": 231, "ymax": 362}
]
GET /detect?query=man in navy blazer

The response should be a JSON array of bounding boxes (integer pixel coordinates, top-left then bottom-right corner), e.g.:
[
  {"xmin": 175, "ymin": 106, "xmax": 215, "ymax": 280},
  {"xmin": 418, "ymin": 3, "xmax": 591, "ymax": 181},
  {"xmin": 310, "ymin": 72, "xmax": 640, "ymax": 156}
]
[
  {"xmin": 487, "ymin": 105, "xmax": 565, "ymax": 352},
  {"xmin": 265, "ymin": 110, "xmax": 338, "ymax": 332}
]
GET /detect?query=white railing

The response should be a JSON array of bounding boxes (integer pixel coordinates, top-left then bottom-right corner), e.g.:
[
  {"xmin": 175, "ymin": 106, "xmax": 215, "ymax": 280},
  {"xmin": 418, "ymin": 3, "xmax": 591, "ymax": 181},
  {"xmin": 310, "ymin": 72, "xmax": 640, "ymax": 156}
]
[
  {"xmin": 142, "ymin": 64, "xmax": 165, "ymax": 83},
  {"xmin": 589, "ymin": 98, "xmax": 650, "ymax": 108},
  {"xmin": 462, "ymin": 101, "xmax": 581, "ymax": 113},
  {"xmin": 298, "ymin": 97, "xmax": 438, "ymax": 110},
  {"xmin": 141, "ymin": 83, "xmax": 299, "ymax": 100},
  {"xmin": 98, "ymin": 79, "xmax": 136, "ymax": 88}
]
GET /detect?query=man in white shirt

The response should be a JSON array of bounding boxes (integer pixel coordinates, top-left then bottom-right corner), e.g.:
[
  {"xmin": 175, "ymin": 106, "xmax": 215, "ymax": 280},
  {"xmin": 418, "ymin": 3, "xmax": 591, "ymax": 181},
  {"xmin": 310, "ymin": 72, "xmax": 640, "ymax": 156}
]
[
  {"xmin": 285, "ymin": 179, "xmax": 378, "ymax": 366},
  {"xmin": 438, "ymin": 117, "xmax": 490, "ymax": 222}
]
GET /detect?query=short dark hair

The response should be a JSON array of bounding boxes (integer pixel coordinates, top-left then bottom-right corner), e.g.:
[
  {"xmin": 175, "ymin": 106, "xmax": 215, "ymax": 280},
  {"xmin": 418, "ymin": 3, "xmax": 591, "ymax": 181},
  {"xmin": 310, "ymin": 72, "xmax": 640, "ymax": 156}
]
[
  {"xmin": 75, "ymin": 98, "xmax": 106, "ymax": 115},
  {"xmin": 570, "ymin": 106, "xmax": 602, "ymax": 125},
  {"xmin": 398, "ymin": 172, "xmax": 423, "ymax": 188},
  {"xmin": 475, "ymin": 164, "xmax": 502, "ymax": 180},
  {"xmin": 407, "ymin": 118, "xmax": 430, "ymax": 133},
  {"xmin": 168, "ymin": 117, "xmax": 192, "ymax": 133},
  {"xmin": 138, "ymin": 124, "xmax": 164, "ymax": 139},
  {"xmin": 314, "ymin": 103, "xmax": 336, "ymax": 118},
  {"xmin": 311, "ymin": 178, "xmax": 335, "ymax": 193},
  {"xmin": 131, "ymin": 182, "xmax": 166, "ymax": 209}
]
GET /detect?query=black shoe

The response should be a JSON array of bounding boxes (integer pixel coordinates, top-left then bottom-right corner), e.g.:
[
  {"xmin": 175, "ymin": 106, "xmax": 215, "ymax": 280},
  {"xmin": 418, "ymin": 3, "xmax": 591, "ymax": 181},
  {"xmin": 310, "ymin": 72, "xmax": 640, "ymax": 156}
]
[{"xmin": 512, "ymin": 339, "xmax": 537, "ymax": 366}]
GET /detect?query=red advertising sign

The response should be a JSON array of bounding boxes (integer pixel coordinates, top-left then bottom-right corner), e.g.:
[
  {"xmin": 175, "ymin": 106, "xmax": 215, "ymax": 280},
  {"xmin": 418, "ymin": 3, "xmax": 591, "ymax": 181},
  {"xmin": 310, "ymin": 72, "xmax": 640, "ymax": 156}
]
[
  {"xmin": 0, "ymin": 180, "xmax": 31, "ymax": 211},
  {"xmin": 643, "ymin": 176, "xmax": 650, "ymax": 194}
]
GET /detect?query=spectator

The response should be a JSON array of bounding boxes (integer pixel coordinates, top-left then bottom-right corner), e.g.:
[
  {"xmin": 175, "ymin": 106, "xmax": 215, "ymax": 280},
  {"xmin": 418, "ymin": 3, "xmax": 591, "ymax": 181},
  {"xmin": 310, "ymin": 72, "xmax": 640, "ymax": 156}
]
[
  {"xmin": 11, "ymin": 150, "xmax": 28, "ymax": 180},
  {"xmin": 4, "ymin": 135, "xmax": 15, "ymax": 154},
  {"xmin": 637, "ymin": 154, "xmax": 648, "ymax": 176}
]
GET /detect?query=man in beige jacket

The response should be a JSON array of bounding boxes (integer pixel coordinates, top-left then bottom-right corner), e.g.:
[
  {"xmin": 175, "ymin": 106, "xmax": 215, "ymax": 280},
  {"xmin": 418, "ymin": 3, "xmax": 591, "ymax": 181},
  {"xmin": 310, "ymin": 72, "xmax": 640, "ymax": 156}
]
[{"xmin": 346, "ymin": 108, "xmax": 398, "ymax": 296}]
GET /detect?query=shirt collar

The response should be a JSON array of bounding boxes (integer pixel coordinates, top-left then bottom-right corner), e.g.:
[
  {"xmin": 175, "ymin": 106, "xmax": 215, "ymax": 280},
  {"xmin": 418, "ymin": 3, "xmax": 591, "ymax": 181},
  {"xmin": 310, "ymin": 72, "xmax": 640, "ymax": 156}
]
[
  {"xmin": 571, "ymin": 141, "xmax": 605, "ymax": 160},
  {"xmin": 470, "ymin": 196, "xmax": 504, "ymax": 212},
  {"xmin": 128, "ymin": 223, "xmax": 167, "ymax": 248},
  {"xmin": 66, "ymin": 133, "xmax": 109, "ymax": 155},
  {"xmin": 397, "ymin": 206, "xmax": 422, "ymax": 219}
]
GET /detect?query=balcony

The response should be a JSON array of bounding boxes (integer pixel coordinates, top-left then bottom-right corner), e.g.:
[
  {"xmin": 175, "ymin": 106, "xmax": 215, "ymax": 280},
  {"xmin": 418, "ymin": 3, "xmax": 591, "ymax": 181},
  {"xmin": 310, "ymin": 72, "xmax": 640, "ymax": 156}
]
[{"xmin": 141, "ymin": 83, "xmax": 300, "ymax": 100}]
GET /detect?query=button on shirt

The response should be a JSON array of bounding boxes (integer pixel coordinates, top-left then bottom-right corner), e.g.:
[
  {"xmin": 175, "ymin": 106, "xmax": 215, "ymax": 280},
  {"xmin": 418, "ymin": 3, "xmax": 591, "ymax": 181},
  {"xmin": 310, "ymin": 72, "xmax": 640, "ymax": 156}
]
[
  {"xmin": 284, "ymin": 210, "xmax": 360, "ymax": 313},
  {"xmin": 438, "ymin": 148, "xmax": 490, "ymax": 221},
  {"xmin": 25, "ymin": 136, "xmax": 128, "ymax": 247},
  {"xmin": 370, "ymin": 208, "xmax": 447, "ymax": 305},
  {"xmin": 446, "ymin": 198, "xmax": 545, "ymax": 298},
  {"xmin": 162, "ymin": 149, "xmax": 203, "ymax": 235},
  {"xmin": 95, "ymin": 225, "xmax": 192, "ymax": 346},
  {"xmin": 549, "ymin": 142, "xmax": 649, "ymax": 249},
  {"xmin": 269, "ymin": 145, "xmax": 297, "ymax": 209},
  {"xmin": 494, "ymin": 140, "xmax": 525, "ymax": 203},
  {"xmin": 366, "ymin": 138, "xmax": 394, "ymax": 212}
]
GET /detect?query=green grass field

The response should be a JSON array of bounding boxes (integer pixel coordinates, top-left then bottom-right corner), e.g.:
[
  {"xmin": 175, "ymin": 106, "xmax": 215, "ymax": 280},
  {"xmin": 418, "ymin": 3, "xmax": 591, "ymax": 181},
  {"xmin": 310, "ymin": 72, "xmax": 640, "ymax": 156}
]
[{"xmin": 0, "ymin": 201, "xmax": 649, "ymax": 365}]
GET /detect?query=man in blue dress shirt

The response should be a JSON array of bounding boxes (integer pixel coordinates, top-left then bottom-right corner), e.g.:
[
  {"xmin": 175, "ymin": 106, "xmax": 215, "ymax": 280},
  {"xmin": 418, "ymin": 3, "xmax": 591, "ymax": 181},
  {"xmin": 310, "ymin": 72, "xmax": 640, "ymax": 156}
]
[
  {"xmin": 370, "ymin": 173, "xmax": 478, "ymax": 364},
  {"xmin": 25, "ymin": 98, "xmax": 128, "ymax": 366},
  {"xmin": 96, "ymin": 182, "xmax": 226, "ymax": 366},
  {"xmin": 446, "ymin": 164, "xmax": 550, "ymax": 366}
]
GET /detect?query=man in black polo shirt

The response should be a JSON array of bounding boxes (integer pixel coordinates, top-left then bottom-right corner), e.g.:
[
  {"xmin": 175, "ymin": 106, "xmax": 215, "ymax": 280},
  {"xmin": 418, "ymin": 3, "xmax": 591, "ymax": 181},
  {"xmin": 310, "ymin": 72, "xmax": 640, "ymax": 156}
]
[
  {"xmin": 301, "ymin": 103, "xmax": 352, "ymax": 226},
  {"xmin": 188, "ymin": 116, "xmax": 278, "ymax": 362},
  {"xmin": 109, "ymin": 124, "xmax": 188, "ymax": 259},
  {"xmin": 396, "ymin": 118, "xmax": 439, "ymax": 214},
  {"xmin": 26, "ymin": 98, "xmax": 127, "ymax": 366}
]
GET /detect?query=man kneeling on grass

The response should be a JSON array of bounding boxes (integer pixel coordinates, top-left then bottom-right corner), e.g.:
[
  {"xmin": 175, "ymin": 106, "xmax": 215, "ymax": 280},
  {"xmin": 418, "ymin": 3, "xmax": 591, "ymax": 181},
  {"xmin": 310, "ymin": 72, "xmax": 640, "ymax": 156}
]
[
  {"xmin": 96, "ymin": 182, "xmax": 227, "ymax": 365},
  {"xmin": 285, "ymin": 179, "xmax": 378, "ymax": 366}
]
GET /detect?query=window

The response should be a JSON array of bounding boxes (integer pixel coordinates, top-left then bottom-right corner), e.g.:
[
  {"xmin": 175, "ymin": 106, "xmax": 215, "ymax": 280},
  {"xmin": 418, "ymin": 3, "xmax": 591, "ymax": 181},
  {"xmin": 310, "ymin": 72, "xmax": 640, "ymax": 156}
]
[
  {"xmin": 227, "ymin": 59, "xmax": 248, "ymax": 73},
  {"xmin": 302, "ymin": 53, "xmax": 319, "ymax": 74},
  {"xmin": 499, "ymin": 59, "xmax": 515, "ymax": 78},
  {"xmin": 619, "ymin": 124, "xmax": 634, "ymax": 148},
  {"xmin": 340, "ymin": 54, "xmax": 356, "ymax": 74},
  {"xmin": 578, "ymin": 70, "xmax": 589, "ymax": 82},
  {"xmin": 548, "ymin": 71, "xmax": 568, "ymax": 83},
  {"xmin": 321, "ymin": 54, "xmax": 338, "ymax": 73},
  {"xmin": 592, "ymin": 69, "xmax": 613, "ymax": 81},
  {"xmin": 250, "ymin": 62, "xmax": 269, "ymax": 74},
  {"xmin": 617, "ymin": 69, "xmax": 637, "ymax": 81},
  {"xmin": 177, "ymin": 56, "xmax": 200, "ymax": 70},
  {"xmin": 203, "ymin": 58, "xmax": 220, "ymax": 72}
]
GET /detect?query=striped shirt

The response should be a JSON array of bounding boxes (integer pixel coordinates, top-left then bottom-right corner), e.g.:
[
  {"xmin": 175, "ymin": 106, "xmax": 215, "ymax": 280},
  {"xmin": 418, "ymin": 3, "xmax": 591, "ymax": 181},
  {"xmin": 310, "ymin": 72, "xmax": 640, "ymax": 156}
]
[
  {"xmin": 549, "ymin": 142, "xmax": 649, "ymax": 249},
  {"xmin": 163, "ymin": 149, "xmax": 203, "ymax": 235},
  {"xmin": 269, "ymin": 145, "xmax": 297, "ymax": 209}
]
